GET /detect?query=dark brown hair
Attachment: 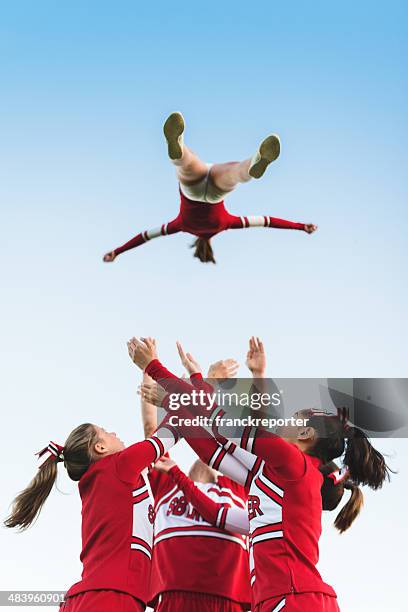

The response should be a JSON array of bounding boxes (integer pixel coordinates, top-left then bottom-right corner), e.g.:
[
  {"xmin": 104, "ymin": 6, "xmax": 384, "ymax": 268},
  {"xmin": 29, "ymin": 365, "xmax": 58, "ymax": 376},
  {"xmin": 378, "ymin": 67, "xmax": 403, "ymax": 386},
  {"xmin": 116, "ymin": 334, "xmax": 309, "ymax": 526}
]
[
  {"xmin": 4, "ymin": 423, "xmax": 99, "ymax": 531},
  {"xmin": 319, "ymin": 461, "xmax": 364, "ymax": 533},
  {"xmin": 191, "ymin": 238, "xmax": 216, "ymax": 264},
  {"xmin": 305, "ymin": 411, "xmax": 391, "ymax": 532}
]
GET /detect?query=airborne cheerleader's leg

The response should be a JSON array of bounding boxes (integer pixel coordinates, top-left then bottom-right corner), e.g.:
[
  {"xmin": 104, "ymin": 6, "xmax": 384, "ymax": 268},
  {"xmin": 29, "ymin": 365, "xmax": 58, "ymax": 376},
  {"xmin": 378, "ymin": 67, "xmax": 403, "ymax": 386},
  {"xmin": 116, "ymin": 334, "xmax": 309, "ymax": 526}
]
[
  {"xmin": 208, "ymin": 160, "xmax": 253, "ymax": 200},
  {"xmin": 206, "ymin": 133, "xmax": 281, "ymax": 203},
  {"xmin": 248, "ymin": 133, "xmax": 281, "ymax": 179},
  {"xmin": 163, "ymin": 112, "xmax": 208, "ymax": 185}
]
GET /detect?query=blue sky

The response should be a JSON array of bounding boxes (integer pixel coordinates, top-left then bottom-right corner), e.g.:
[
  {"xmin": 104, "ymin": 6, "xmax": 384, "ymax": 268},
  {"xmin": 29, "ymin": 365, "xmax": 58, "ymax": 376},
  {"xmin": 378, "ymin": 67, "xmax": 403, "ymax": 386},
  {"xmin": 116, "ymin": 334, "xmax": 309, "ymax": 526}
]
[{"xmin": 1, "ymin": 2, "xmax": 407, "ymax": 610}]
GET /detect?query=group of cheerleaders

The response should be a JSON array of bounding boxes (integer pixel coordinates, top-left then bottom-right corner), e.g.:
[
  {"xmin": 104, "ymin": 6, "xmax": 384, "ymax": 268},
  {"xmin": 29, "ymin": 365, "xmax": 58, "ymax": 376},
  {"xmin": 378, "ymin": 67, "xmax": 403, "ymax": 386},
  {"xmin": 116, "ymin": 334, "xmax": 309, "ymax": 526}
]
[{"xmin": 6, "ymin": 336, "xmax": 390, "ymax": 612}]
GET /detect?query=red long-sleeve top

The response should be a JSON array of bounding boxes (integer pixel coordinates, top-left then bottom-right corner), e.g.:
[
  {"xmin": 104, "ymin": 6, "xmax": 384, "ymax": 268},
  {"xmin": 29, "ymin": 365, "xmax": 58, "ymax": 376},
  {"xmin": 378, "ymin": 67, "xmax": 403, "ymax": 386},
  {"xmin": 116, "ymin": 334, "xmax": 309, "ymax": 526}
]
[
  {"xmin": 65, "ymin": 423, "xmax": 179, "ymax": 604},
  {"xmin": 113, "ymin": 190, "xmax": 305, "ymax": 256}
]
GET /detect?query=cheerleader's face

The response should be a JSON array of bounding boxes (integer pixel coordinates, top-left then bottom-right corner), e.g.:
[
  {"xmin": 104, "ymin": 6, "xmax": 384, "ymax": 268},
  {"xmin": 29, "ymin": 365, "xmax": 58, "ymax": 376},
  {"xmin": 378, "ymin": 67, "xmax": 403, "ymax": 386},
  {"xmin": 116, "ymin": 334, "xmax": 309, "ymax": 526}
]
[
  {"xmin": 276, "ymin": 410, "xmax": 299, "ymax": 439},
  {"xmin": 277, "ymin": 410, "xmax": 316, "ymax": 447},
  {"xmin": 188, "ymin": 459, "xmax": 218, "ymax": 483},
  {"xmin": 93, "ymin": 425, "xmax": 126, "ymax": 456}
]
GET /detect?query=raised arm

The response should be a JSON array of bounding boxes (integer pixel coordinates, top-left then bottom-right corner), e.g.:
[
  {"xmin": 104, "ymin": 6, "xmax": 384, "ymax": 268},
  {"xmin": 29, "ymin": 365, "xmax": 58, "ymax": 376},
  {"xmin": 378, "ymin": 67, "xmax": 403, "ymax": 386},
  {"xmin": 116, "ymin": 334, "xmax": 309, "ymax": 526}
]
[
  {"xmin": 138, "ymin": 376, "xmax": 252, "ymax": 487},
  {"xmin": 116, "ymin": 418, "xmax": 180, "ymax": 483},
  {"xmin": 143, "ymin": 357, "xmax": 304, "ymax": 482},
  {"xmin": 228, "ymin": 214, "xmax": 317, "ymax": 234},
  {"xmin": 177, "ymin": 341, "xmax": 239, "ymax": 398},
  {"xmin": 140, "ymin": 372, "xmax": 158, "ymax": 439},
  {"xmin": 168, "ymin": 392, "xmax": 304, "ymax": 483},
  {"xmin": 155, "ymin": 457, "xmax": 249, "ymax": 535},
  {"xmin": 125, "ymin": 339, "xmax": 236, "ymax": 479},
  {"xmin": 238, "ymin": 426, "xmax": 306, "ymax": 481},
  {"xmin": 129, "ymin": 338, "xmax": 306, "ymax": 483},
  {"xmin": 128, "ymin": 338, "xmax": 199, "ymax": 398},
  {"xmin": 163, "ymin": 396, "xmax": 250, "ymax": 485},
  {"xmin": 103, "ymin": 218, "xmax": 181, "ymax": 261},
  {"xmin": 245, "ymin": 336, "xmax": 282, "ymax": 422},
  {"xmin": 168, "ymin": 371, "xmax": 304, "ymax": 483}
]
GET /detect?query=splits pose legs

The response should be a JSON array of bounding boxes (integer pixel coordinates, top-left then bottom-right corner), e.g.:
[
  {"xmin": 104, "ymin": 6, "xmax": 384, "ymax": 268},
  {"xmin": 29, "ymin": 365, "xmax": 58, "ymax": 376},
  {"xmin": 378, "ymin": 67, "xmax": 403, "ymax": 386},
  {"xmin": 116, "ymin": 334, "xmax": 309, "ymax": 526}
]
[{"xmin": 164, "ymin": 111, "xmax": 281, "ymax": 203}]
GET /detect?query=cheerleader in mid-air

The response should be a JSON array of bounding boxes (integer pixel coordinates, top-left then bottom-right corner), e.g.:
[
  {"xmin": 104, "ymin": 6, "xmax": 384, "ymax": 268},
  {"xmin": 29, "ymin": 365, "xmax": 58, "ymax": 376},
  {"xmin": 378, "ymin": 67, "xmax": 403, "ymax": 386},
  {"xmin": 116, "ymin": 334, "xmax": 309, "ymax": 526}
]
[
  {"xmin": 5, "ymin": 404, "xmax": 180, "ymax": 611},
  {"xmin": 129, "ymin": 336, "xmax": 391, "ymax": 612},
  {"xmin": 103, "ymin": 112, "xmax": 317, "ymax": 264}
]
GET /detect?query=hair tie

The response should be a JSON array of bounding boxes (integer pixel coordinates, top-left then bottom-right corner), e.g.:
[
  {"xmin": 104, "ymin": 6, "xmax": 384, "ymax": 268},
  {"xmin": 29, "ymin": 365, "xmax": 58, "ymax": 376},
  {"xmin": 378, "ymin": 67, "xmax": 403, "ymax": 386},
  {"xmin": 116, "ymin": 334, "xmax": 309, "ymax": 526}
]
[
  {"xmin": 36, "ymin": 441, "xmax": 65, "ymax": 467},
  {"xmin": 306, "ymin": 407, "xmax": 353, "ymax": 434},
  {"xmin": 328, "ymin": 466, "xmax": 349, "ymax": 485}
]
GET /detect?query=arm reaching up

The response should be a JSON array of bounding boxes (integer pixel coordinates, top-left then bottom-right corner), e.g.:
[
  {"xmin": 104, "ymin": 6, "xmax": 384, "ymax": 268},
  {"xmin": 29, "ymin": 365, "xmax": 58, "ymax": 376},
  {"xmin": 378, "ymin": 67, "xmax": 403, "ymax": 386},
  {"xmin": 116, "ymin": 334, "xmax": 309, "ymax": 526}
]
[
  {"xmin": 140, "ymin": 375, "xmax": 253, "ymax": 487},
  {"xmin": 128, "ymin": 337, "xmax": 196, "ymax": 396},
  {"xmin": 141, "ymin": 355, "xmax": 305, "ymax": 482},
  {"xmin": 140, "ymin": 372, "xmax": 158, "ymax": 439},
  {"xmin": 116, "ymin": 418, "xmax": 180, "ymax": 483},
  {"xmin": 246, "ymin": 336, "xmax": 266, "ymax": 378},
  {"xmin": 130, "ymin": 343, "xmax": 303, "ymax": 484},
  {"xmin": 177, "ymin": 341, "xmax": 239, "ymax": 396}
]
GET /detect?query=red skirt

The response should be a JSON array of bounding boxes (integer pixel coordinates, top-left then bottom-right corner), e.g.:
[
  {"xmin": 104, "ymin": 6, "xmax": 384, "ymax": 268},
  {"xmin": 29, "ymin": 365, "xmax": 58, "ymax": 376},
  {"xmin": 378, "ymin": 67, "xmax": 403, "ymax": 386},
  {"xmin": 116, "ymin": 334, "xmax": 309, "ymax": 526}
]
[
  {"xmin": 155, "ymin": 590, "xmax": 246, "ymax": 611},
  {"xmin": 61, "ymin": 590, "xmax": 145, "ymax": 611},
  {"xmin": 255, "ymin": 593, "xmax": 340, "ymax": 612}
]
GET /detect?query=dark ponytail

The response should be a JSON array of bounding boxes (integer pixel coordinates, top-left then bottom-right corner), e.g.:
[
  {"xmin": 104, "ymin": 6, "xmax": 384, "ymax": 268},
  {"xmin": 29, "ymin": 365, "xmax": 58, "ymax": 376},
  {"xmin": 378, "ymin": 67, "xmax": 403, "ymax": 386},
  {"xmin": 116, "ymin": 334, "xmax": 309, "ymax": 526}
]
[
  {"xmin": 191, "ymin": 238, "xmax": 216, "ymax": 264},
  {"xmin": 5, "ymin": 423, "xmax": 99, "ymax": 530},
  {"xmin": 344, "ymin": 426, "xmax": 390, "ymax": 489},
  {"xmin": 306, "ymin": 409, "xmax": 392, "ymax": 532},
  {"xmin": 334, "ymin": 482, "xmax": 364, "ymax": 533},
  {"xmin": 320, "ymin": 461, "xmax": 364, "ymax": 532}
]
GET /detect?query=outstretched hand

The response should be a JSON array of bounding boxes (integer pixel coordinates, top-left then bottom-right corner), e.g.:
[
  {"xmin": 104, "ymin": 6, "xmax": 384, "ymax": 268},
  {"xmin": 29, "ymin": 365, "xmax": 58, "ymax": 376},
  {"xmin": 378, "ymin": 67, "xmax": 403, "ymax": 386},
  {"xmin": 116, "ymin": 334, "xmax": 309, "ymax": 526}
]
[
  {"xmin": 154, "ymin": 456, "xmax": 177, "ymax": 473},
  {"xmin": 139, "ymin": 380, "xmax": 167, "ymax": 407},
  {"xmin": 103, "ymin": 251, "xmax": 117, "ymax": 262},
  {"xmin": 176, "ymin": 341, "xmax": 201, "ymax": 376},
  {"xmin": 207, "ymin": 358, "xmax": 239, "ymax": 379},
  {"xmin": 304, "ymin": 224, "xmax": 318, "ymax": 234},
  {"xmin": 246, "ymin": 336, "xmax": 266, "ymax": 377},
  {"xmin": 127, "ymin": 337, "xmax": 158, "ymax": 370}
]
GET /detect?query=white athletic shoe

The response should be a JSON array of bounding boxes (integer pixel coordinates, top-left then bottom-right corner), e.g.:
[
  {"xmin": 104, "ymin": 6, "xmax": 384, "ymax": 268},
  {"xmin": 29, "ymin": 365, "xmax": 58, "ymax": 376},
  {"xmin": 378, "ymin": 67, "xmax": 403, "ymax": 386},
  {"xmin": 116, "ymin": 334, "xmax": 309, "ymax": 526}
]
[
  {"xmin": 163, "ymin": 112, "xmax": 185, "ymax": 160},
  {"xmin": 249, "ymin": 134, "xmax": 281, "ymax": 179}
]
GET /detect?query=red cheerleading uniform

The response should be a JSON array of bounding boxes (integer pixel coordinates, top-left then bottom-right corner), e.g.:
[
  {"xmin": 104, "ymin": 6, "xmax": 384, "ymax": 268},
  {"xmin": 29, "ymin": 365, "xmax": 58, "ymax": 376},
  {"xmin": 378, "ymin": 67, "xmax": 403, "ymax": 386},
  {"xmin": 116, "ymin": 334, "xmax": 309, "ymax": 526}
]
[
  {"xmin": 148, "ymin": 465, "xmax": 251, "ymax": 611},
  {"xmin": 62, "ymin": 425, "xmax": 178, "ymax": 611},
  {"xmin": 113, "ymin": 190, "xmax": 305, "ymax": 256},
  {"xmin": 144, "ymin": 360, "xmax": 340, "ymax": 612}
]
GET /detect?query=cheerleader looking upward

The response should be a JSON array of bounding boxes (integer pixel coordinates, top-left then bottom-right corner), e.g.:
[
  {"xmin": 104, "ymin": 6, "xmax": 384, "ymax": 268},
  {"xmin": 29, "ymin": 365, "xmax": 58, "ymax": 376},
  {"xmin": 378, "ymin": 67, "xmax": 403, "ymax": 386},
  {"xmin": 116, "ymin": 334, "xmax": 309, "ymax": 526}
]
[
  {"xmin": 103, "ymin": 113, "xmax": 317, "ymax": 265},
  {"xmin": 5, "ymin": 410, "xmax": 180, "ymax": 611},
  {"xmin": 129, "ymin": 337, "xmax": 391, "ymax": 612},
  {"xmin": 140, "ymin": 361, "xmax": 251, "ymax": 611}
]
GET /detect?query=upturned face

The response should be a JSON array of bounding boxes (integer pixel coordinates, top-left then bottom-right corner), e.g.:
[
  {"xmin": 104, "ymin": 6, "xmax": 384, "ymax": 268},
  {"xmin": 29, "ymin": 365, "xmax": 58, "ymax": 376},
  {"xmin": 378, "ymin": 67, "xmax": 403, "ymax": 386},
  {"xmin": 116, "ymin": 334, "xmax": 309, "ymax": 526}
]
[{"xmin": 93, "ymin": 425, "xmax": 126, "ymax": 456}]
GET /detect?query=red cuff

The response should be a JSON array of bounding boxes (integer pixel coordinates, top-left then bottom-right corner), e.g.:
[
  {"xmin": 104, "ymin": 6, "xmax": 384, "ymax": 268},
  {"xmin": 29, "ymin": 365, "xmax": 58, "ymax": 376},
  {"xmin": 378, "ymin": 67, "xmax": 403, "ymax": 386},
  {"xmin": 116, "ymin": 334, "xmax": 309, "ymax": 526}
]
[
  {"xmin": 145, "ymin": 358, "xmax": 161, "ymax": 375},
  {"xmin": 190, "ymin": 372, "xmax": 203, "ymax": 381}
]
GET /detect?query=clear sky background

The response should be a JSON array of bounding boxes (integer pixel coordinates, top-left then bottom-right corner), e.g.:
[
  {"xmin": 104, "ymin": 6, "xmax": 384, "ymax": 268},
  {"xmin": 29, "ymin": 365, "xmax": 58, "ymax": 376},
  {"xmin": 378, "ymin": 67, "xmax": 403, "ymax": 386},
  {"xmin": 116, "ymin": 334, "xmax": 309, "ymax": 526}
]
[{"xmin": 1, "ymin": 1, "xmax": 407, "ymax": 611}]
